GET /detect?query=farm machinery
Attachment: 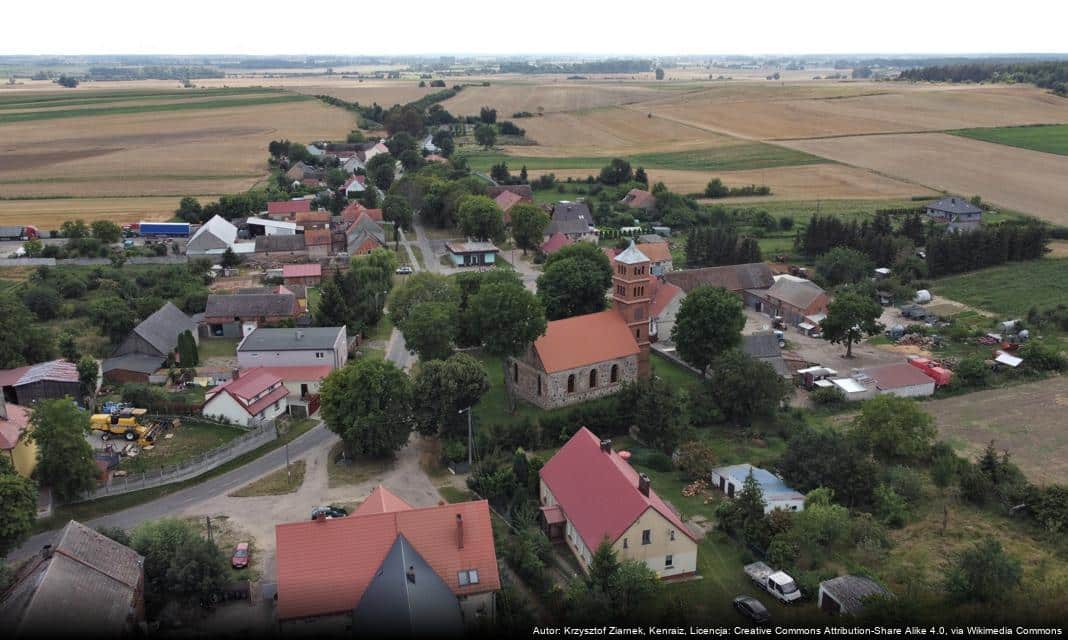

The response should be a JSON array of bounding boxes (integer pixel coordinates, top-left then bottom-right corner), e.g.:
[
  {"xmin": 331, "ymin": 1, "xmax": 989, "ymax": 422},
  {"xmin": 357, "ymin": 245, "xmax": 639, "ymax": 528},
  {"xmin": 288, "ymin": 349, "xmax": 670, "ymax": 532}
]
[{"xmin": 90, "ymin": 408, "xmax": 164, "ymax": 446}]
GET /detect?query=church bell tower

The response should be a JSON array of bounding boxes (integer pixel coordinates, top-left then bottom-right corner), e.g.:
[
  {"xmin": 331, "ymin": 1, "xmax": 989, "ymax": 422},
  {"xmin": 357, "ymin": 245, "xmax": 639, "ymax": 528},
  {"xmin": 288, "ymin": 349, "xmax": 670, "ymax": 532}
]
[{"xmin": 611, "ymin": 242, "xmax": 652, "ymax": 378}]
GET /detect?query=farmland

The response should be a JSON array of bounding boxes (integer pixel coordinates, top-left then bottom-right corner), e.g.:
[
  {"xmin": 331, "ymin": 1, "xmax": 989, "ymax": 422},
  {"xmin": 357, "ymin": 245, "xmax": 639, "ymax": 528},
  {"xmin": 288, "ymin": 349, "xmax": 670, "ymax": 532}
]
[
  {"xmin": 931, "ymin": 258, "xmax": 1068, "ymax": 317},
  {"xmin": 952, "ymin": 123, "xmax": 1068, "ymax": 156}
]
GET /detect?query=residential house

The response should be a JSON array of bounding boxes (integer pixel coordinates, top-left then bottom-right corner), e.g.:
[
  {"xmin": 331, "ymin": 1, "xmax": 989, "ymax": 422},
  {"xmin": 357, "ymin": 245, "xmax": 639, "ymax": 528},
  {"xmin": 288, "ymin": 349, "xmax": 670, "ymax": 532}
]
[
  {"xmin": 295, "ymin": 210, "xmax": 331, "ymax": 229},
  {"xmin": 636, "ymin": 242, "xmax": 673, "ymax": 275},
  {"xmin": 0, "ymin": 520, "xmax": 145, "ymax": 638},
  {"xmin": 103, "ymin": 302, "xmax": 196, "ymax": 383},
  {"xmin": 546, "ymin": 202, "xmax": 597, "ymax": 242},
  {"xmin": 202, "ymin": 368, "xmax": 288, "ymax": 426},
  {"xmin": 709, "ymin": 464, "xmax": 805, "ymax": 513},
  {"xmin": 742, "ymin": 332, "xmax": 788, "ymax": 376},
  {"xmin": 285, "ymin": 161, "xmax": 324, "ymax": 183},
  {"xmin": 275, "ymin": 487, "xmax": 499, "ymax": 634},
  {"xmin": 236, "ymin": 326, "xmax": 348, "ymax": 370},
  {"xmin": 925, "ymin": 196, "xmax": 982, "ymax": 232},
  {"xmin": 489, "ymin": 185, "xmax": 533, "ymax": 223},
  {"xmin": 341, "ymin": 175, "xmax": 366, "ymax": 198},
  {"xmin": 637, "ymin": 233, "xmax": 667, "ymax": 245},
  {"xmin": 346, "ymin": 213, "xmax": 387, "ymax": 255},
  {"xmin": 341, "ymin": 141, "xmax": 390, "ymax": 174},
  {"xmin": 421, "ymin": 133, "xmax": 440, "ymax": 154},
  {"xmin": 254, "ymin": 234, "xmax": 307, "ymax": 258},
  {"xmin": 664, "ymin": 262, "xmax": 776, "ymax": 309},
  {"xmin": 266, "ymin": 199, "xmax": 312, "ymax": 219},
  {"xmin": 282, "ymin": 263, "xmax": 322, "ymax": 286},
  {"xmin": 0, "ymin": 359, "xmax": 80, "ymax": 406},
  {"xmin": 445, "ymin": 241, "xmax": 499, "ymax": 267},
  {"xmin": 752, "ymin": 275, "xmax": 830, "ymax": 326},
  {"xmin": 511, "ymin": 244, "xmax": 651, "ymax": 409},
  {"xmin": 818, "ymin": 576, "xmax": 892, "ymax": 616},
  {"xmin": 0, "ymin": 402, "xmax": 35, "ymax": 477},
  {"xmin": 245, "ymin": 217, "xmax": 298, "ymax": 237},
  {"xmin": 238, "ymin": 365, "xmax": 331, "ymax": 406},
  {"xmin": 341, "ymin": 202, "xmax": 384, "ymax": 224},
  {"xmin": 540, "ymin": 429, "xmax": 698, "ymax": 578},
  {"xmin": 620, "ymin": 188, "xmax": 656, "ymax": 212},
  {"xmin": 186, "ymin": 215, "xmax": 249, "ymax": 257},
  {"xmin": 303, "ymin": 228, "xmax": 333, "ymax": 259},
  {"xmin": 200, "ymin": 291, "xmax": 301, "ymax": 339},
  {"xmin": 540, "ymin": 231, "xmax": 573, "ymax": 255},
  {"xmin": 647, "ymin": 277, "xmax": 684, "ymax": 344},
  {"xmin": 857, "ymin": 362, "xmax": 936, "ymax": 398}
]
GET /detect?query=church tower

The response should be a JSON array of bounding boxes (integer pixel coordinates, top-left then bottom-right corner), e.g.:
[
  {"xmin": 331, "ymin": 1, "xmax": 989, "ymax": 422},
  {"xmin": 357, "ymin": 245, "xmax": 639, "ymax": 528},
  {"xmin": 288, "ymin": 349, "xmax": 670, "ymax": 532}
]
[{"xmin": 611, "ymin": 242, "xmax": 652, "ymax": 378}]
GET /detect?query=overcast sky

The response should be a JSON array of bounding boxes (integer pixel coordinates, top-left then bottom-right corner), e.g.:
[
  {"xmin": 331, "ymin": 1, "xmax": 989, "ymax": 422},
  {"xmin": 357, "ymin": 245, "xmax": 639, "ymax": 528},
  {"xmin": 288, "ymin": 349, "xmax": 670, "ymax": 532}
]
[{"xmin": 5, "ymin": 0, "xmax": 1065, "ymax": 56}]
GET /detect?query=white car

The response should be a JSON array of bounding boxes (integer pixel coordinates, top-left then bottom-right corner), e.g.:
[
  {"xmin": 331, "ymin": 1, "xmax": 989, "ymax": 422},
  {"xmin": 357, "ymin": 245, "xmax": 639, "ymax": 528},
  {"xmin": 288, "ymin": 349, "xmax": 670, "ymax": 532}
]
[{"xmin": 395, "ymin": 265, "xmax": 414, "ymax": 275}]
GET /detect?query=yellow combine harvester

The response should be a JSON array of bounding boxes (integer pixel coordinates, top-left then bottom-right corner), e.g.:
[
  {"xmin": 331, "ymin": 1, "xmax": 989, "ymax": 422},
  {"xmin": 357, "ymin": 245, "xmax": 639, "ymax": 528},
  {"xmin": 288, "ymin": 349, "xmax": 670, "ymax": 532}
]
[{"xmin": 90, "ymin": 408, "xmax": 161, "ymax": 446}]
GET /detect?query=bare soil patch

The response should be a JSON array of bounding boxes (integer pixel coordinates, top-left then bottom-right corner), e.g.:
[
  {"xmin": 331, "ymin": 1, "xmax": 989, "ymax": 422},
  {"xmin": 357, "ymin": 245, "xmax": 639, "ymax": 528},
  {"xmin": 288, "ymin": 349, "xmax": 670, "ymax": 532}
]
[{"xmin": 0, "ymin": 148, "xmax": 123, "ymax": 171}]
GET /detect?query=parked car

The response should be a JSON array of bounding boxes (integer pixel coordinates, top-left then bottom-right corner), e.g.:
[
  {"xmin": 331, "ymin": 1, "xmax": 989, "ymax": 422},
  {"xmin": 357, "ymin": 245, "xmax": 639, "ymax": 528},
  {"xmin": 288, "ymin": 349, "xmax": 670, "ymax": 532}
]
[
  {"xmin": 733, "ymin": 595, "xmax": 771, "ymax": 623},
  {"xmin": 310, "ymin": 505, "xmax": 348, "ymax": 520},
  {"xmin": 231, "ymin": 542, "xmax": 250, "ymax": 569},
  {"xmin": 395, "ymin": 265, "xmax": 414, "ymax": 275},
  {"xmin": 744, "ymin": 562, "xmax": 802, "ymax": 603}
]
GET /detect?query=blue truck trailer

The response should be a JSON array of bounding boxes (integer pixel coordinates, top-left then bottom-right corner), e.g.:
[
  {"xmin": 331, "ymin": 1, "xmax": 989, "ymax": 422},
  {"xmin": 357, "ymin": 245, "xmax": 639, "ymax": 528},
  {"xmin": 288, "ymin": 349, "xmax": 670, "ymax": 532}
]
[{"xmin": 137, "ymin": 221, "xmax": 190, "ymax": 238}]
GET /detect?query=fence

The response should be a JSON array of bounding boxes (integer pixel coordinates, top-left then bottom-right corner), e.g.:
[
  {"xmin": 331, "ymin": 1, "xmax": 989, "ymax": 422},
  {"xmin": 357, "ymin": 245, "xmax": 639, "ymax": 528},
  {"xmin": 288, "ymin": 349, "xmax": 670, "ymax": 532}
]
[
  {"xmin": 73, "ymin": 421, "xmax": 279, "ymax": 503},
  {"xmin": 651, "ymin": 344, "xmax": 704, "ymax": 376}
]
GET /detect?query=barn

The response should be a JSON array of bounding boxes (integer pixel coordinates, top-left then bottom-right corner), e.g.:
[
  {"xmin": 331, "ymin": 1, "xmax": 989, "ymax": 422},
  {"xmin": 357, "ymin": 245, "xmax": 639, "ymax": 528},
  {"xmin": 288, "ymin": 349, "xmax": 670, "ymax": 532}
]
[
  {"xmin": 0, "ymin": 359, "xmax": 81, "ymax": 406},
  {"xmin": 818, "ymin": 575, "xmax": 892, "ymax": 615}
]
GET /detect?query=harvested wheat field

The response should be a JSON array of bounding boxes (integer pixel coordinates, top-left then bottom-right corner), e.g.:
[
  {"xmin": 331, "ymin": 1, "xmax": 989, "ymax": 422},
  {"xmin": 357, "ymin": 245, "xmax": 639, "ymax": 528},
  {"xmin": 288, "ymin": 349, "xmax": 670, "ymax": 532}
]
[
  {"xmin": 0, "ymin": 196, "xmax": 216, "ymax": 227},
  {"xmin": 646, "ymin": 85, "xmax": 1068, "ymax": 140},
  {"xmin": 926, "ymin": 377, "xmax": 1068, "ymax": 485},
  {"xmin": 782, "ymin": 132, "xmax": 1068, "ymax": 223},
  {"xmin": 0, "ymin": 94, "xmax": 354, "ymax": 202},
  {"xmin": 442, "ymin": 80, "xmax": 670, "ymax": 116},
  {"xmin": 288, "ymin": 80, "xmax": 435, "ymax": 106}
]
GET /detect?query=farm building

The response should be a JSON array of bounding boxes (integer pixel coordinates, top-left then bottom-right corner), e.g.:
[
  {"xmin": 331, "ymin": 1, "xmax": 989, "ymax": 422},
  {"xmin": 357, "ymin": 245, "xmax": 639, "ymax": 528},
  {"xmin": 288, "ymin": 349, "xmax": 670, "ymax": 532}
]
[
  {"xmin": 709, "ymin": 464, "xmax": 805, "ymax": 513},
  {"xmin": 924, "ymin": 196, "xmax": 982, "ymax": 232},
  {"xmin": 859, "ymin": 362, "xmax": 936, "ymax": 398},
  {"xmin": 202, "ymin": 368, "xmax": 288, "ymax": 427},
  {"xmin": 818, "ymin": 575, "xmax": 892, "ymax": 616},
  {"xmin": 237, "ymin": 326, "xmax": 348, "ymax": 370},
  {"xmin": 303, "ymin": 228, "xmax": 334, "ymax": 259},
  {"xmin": 341, "ymin": 202, "xmax": 384, "ymax": 224},
  {"xmin": 826, "ymin": 377, "xmax": 875, "ymax": 402},
  {"xmin": 282, "ymin": 263, "xmax": 322, "ymax": 286},
  {"xmin": 346, "ymin": 213, "xmax": 387, "ymax": 256},
  {"xmin": 445, "ymin": 241, "xmax": 499, "ymax": 267},
  {"xmin": 186, "ymin": 215, "xmax": 255, "ymax": 257},
  {"xmin": 511, "ymin": 244, "xmax": 651, "ymax": 409},
  {"xmin": 0, "ymin": 402, "xmax": 35, "ymax": 477},
  {"xmin": 274, "ymin": 488, "xmax": 499, "ymax": 634},
  {"xmin": 254, "ymin": 234, "xmax": 307, "ymax": 258},
  {"xmin": 751, "ymin": 275, "xmax": 830, "ymax": 327},
  {"xmin": 539, "ymin": 428, "xmax": 698, "ymax": 578},
  {"xmin": 103, "ymin": 302, "xmax": 197, "ymax": 383},
  {"xmin": 0, "ymin": 520, "xmax": 145, "ymax": 637},
  {"xmin": 101, "ymin": 354, "xmax": 165, "ymax": 385},
  {"xmin": 635, "ymin": 242, "xmax": 673, "ymax": 275},
  {"xmin": 295, "ymin": 210, "xmax": 331, "ymax": 229},
  {"xmin": 665, "ymin": 262, "xmax": 775, "ymax": 299},
  {"xmin": 200, "ymin": 291, "xmax": 301, "ymax": 339},
  {"xmin": 285, "ymin": 161, "xmax": 325, "ymax": 182},
  {"xmin": 245, "ymin": 217, "xmax": 298, "ymax": 237},
  {"xmin": 266, "ymin": 198, "xmax": 312, "ymax": 218},
  {"xmin": 619, "ymin": 188, "xmax": 656, "ymax": 212},
  {"xmin": 742, "ymin": 332, "xmax": 788, "ymax": 376},
  {"xmin": 546, "ymin": 202, "xmax": 597, "ymax": 242},
  {"xmin": 0, "ymin": 359, "xmax": 81, "ymax": 406}
]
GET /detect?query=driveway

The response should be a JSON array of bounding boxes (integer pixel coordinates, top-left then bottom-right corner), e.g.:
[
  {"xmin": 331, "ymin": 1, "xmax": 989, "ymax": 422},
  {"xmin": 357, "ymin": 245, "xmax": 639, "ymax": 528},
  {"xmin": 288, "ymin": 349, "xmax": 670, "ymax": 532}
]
[{"xmin": 742, "ymin": 308, "xmax": 905, "ymax": 371}]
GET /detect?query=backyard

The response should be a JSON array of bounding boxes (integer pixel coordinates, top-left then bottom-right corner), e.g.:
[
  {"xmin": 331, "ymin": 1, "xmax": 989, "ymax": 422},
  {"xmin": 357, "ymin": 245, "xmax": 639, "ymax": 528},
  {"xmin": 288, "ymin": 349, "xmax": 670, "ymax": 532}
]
[
  {"xmin": 116, "ymin": 418, "xmax": 245, "ymax": 472},
  {"xmin": 931, "ymin": 258, "xmax": 1068, "ymax": 318}
]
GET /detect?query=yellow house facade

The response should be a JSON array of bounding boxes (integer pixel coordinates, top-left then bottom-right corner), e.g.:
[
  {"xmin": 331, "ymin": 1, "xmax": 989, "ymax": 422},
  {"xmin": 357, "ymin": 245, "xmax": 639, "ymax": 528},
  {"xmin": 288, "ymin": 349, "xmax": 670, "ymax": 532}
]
[{"xmin": 0, "ymin": 403, "xmax": 37, "ymax": 478}]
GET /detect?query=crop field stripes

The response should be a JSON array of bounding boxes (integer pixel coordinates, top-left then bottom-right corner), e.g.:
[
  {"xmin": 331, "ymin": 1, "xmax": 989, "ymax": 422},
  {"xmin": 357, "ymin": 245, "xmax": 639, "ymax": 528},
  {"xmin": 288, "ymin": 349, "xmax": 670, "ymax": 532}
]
[{"xmin": 0, "ymin": 93, "xmax": 312, "ymax": 123}]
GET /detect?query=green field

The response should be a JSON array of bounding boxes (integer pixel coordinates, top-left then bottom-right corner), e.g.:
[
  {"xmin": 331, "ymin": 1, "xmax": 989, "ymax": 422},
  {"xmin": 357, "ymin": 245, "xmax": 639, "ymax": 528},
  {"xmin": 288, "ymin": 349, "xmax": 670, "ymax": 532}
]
[
  {"xmin": 952, "ymin": 124, "xmax": 1068, "ymax": 156},
  {"xmin": 0, "ymin": 87, "xmax": 279, "ymax": 110},
  {"xmin": 459, "ymin": 142, "xmax": 827, "ymax": 173},
  {"xmin": 0, "ymin": 92, "xmax": 312, "ymax": 124},
  {"xmin": 932, "ymin": 258, "xmax": 1068, "ymax": 317},
  {"xmin": 117, "ymin": 419, "xmax": 245, "ymax": 472}
]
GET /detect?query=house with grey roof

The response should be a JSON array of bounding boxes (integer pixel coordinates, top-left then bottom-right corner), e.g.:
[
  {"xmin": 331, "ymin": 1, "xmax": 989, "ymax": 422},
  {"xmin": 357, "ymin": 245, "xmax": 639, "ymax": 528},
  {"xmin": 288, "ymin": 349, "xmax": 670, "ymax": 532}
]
[
  {"xmin": 546, "ymin": 202, "xmax": 597, "ymax": 241},
  {"xmin": 186, "ymin": 215, "xmax": 245, "ymax": 257},
  {"xmin": 710, "ymin": 463, "xmax": 805, "ymax": 513},
  {"xmin": 751, "ymin": 276, "xmax": 830, "ymax": 327},
  {"xmin": 0, "ymin": 520, "xmax": 145, "ymax": 638},
  {"xmin": 237, "ymin": 326, "xmax": 348, "ymax": 370},
  {"xmin": 818, "ymin": 575, "xmax": 892, "ymax": 615},
  {"xmin": 346, "ymin": 213, "xmax": 387, "ymax": 255},
  {"xmin": 201, "ymin": 291, "xmax": 301, "ymax": 339},
  {"xmin": 743, "ymin": 332, "xmax": 788, "ymax": 376},
  {"xmin": 925, "ymin": 196, "xmax": 982, "ymax": 232},
  {"xmin": 110, "ymin": 301, "xmax": 195, "ymax": 360}
]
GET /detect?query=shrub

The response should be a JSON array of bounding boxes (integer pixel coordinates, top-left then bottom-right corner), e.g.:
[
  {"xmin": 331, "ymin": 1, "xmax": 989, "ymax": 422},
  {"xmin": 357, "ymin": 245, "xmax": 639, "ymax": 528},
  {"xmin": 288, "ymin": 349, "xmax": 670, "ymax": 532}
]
[
  {"xmin": 641, "ymin": 452, "xmax": 674, "ymax": 472},
  {"xmin": 675, "ymin": 440, "xmax": 717, "ymax": 480},
  {"xmin": 810, "ymin": 386, "xmax": 845, "ymax": 406},
  {"xmin": 1018, "ymin": 340, "xmax": 1067, "ymax": 372},
  {"xmin": 873, "ymin": 484, "xmax": 909, "ymax": 527},
  {"xmin": 954, "ymin": 356, "xmax": 992, "ymax": 387},
  {"xmin": 884, "ymin": 465, "xmax": 924, "ymax": 502}
]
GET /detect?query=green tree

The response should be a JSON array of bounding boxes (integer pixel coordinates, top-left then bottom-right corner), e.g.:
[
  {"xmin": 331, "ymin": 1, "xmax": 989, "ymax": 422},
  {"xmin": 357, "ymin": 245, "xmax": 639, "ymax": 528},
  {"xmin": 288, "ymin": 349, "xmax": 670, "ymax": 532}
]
[
  {"xmin": 22, "ymin": 286, "xmax": 61, "ymax": 321},
  {"xmin": 90, "ymin": 220, "xmax": 122, "ymax": 244},
  {"xmin": 779, "ymin": 427, "xmax": 878, "ymax": 507},
  {"xmin": 821, "ymin": 289, "xmax": 882, "ymax": 358},
  {"xmin": 387, "ymin": 272, "xmax": 459, "ymax": 326},
  {"xmin": 60, "ymin": 219, "xmax": 89, "ymax": 238},
  {"xmin": 76, "ymin": 355, "xmax": 98, "ymax": 399},
  {"xmin": 22, "ymin": 237, "xmax": 43, "ymax": 258},
  {"xmin": 319, "ymin": 358, "xmax": 413, "ymax": 458},
  {"xmin": 400, "ymin": 301, "xmax": 457, "ymax": 361},
  {"xmin": 457, "ymin": 195, "xmax": 505, "ymax": 242},
  {"xmin": 0, "ymin": 294, "xmax": 56, "ymax": 368},
  {"xmin": 29, "ymin": 400, "xmax": 97, "ymax": 502},
  {"xmin": 954, "ymin": 355, "xmax": 992, "ymax": 387},
  {"xmin": 383, "ymin": 194, "xmax": 414, "ymax": 231},
  {"xmin": 220, "ymin": 246, "xmax": 241, "ymax": 268},
  {"xmin": 0, "ymin": 471, "xmax": 37, "ymax": 557},
  {"xmin": 479, "ymin": 107, "xmax": 498, "ymax": 124},
  {"xmin": 944, "ymin": 537, "xmax": 1022, "ymax": 603},
  {"xmin": 315, "ymin": 273, "xmax": 352, "ymax": 328},
  {"xmin": 58, "ymin": 332, "xmax": 80, "ymax": 361},
  {"xmin": 95, "ymin": 526, "xmax": 131, "ymax": 546},
  {"xmin": 536, "ymin": 243, "xmax": 613, "ymax": 320},
  {"xmin": 850, "ymin": 395, "xmax": 936, "ymax": 463},
  {"xmin": 619, "ymin": 377, "xmax": 686, "ymax": 454},
  {"xmin": 466, "ymin": 281, "xmax": 546, "ymax": 357},
  {"xmin": 510, "ymin": 203, "xmax": 550, "ymax": 254},
  {"xmin": 412, "ymin": 353, "xmax": 490, "ymax": 437},
  {"xmin": 177, "ymin": 330, "xmax": 199, "ymax": 367},
  {"xmin": 367, "ymin": 153, "xmax": 397, "ymax": 190},
  {"xmin": 815, "ymin": 247, "xmax": 873, "ymax": 287},
  {"xmin": 671, "ymin": 286, "xmax": 745, "ymax": 372},
  {"xmin": 131, "ymin": 518, "xmax": 229, "ymax": 605},
  {"xmin": 598, "ymin": 158, "xmax": 632, "ymax": 186},
  {"xmin": 699, "ymin": 349, "xmax": 787, "ymax": 426},
  {"xmin": 474, "ymin": 124, "xmax": 497, "ymax": 149}
]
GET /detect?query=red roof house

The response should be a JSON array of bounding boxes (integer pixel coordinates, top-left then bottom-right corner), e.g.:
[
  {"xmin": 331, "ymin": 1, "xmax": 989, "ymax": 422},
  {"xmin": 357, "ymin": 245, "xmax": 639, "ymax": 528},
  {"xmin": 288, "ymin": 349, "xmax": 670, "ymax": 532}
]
[
  {"xmin": 202, "ymin": 369, "xmax": 289, "ymax": 427},
  {"xmin": 539, "ymin": 427, "xmax": 698, "ymax": 578},
  {"xmin": 539, "ymin": 231, "xmax": 573, "ymax": 255},
  {"xmin": 275, "ymin": 496, "xmax": 500, "ymax": 625},
  {"xmin": 267, "ymin": 199, "xmax": 313, "ymax": 217},
  {"xmin": 282, "ymin": 263, "xmax": 322, "ymax": 286}
]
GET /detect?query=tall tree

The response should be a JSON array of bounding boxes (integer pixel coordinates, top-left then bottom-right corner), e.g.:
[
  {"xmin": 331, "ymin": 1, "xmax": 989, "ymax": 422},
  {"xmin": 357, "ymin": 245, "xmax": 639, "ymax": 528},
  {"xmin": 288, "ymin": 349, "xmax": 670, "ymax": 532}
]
[
  {"xmin": 821, "ymin": 289, "xmax": 882, "ymax": 358},
  {"xmin": 412, "ymin": 353, "xmax": 489, "ymax": 438},
  {"xmin": 176, "ymin": 330, "xmax": 199, "ymax": 367},
  {"xmin": 0, "ymin": 294, "xmax": 56, "ymax": 368},
  {"xmin": 536, "ymin": 243, "xmax": 613, "ymax": 320},
  {"xmin": 367, "ymin": 153, "xmax": 397, "ymax": 190},
  {"xmin": 474, "ymin": 124, "xmax": 497, "ymax": 149},
  {"xmin": 457, "ymin": 195, "xmax": 505, "ymax": 242},
  {"xmin": 131, "ymin": 518, "xmax": 229, "ymax": 606},
  {"xmin": 319, "ymin": 358, "xmax": 413, "ymax": 458},
  {"xmin": 850, "ymin": 395, "xmax": 936, "ymax": 463},
  {"xmin": 400, "ymin": 301, "xmax": 457, "ymax": 362},
  {"xmin": 779, "ymin": 426, "xmax": 878, "ymax": 507},
  {"xmin": 671, "ymin": 286, "xmax": 745, "ymax": 373},
  {"xmin": 0, "ymin": 459, "xmax": 37, "ymax": 557},
  {"xmin": 29, "ymin": 400, "xmax": 97, "ymax": 502},
  {"xmin": 598, "ymin": 158, "xmax": 633, "ymax": 186},
  {"xmin": 698, "ymin": 350, "xmax": 788, "ymax": 427},
  {"xmin": 315, "ymin": 273, "xmax": 352, "ymax": 329},
  {"xmin": 510, "ymin": 204, "xmax": 550, "ymax": 255},
  {"xmin": 76, "ymin": 356, "xmax": 98, "ymax": 400},
  {"xmin": 387, "ymin": 272, "xmax": 460, "ymax": 326},
  {"xmin": 815, "ymin": 247, "xmax": 874, "ymax": 286},
  {"xmin": 618, "ymin": 377, "xmax": 686, "ymax": 454},
  {"xmin": 382, "ymin": 194, "xmax": 414, "ymax": 231},
  {"xmin": 90, "ymin": 220, "xmax": 122, "ymax": 244},
  {"xmin": 467, "ymin": 281, "xmax": 546, "ymax": 357}
]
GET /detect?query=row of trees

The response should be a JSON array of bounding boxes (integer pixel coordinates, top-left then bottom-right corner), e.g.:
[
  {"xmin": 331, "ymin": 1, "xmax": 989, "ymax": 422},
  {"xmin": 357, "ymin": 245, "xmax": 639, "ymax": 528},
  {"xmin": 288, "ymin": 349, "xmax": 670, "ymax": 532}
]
[
  {"xmin": 900, "ymin": 61, "xmax": 1068, "ymax": 96},
  {"xmin": 315, "ymin": 249, "xmax": 397, "ymax": 336},
  {"xmin": 684, "ymin": 225, "xmax": 762, "ymax": 268}
]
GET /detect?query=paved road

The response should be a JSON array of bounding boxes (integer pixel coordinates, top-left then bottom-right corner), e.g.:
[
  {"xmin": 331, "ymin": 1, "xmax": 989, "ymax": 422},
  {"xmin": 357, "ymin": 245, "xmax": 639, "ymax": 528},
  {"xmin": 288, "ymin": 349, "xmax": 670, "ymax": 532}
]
[
  {"xmin": 411, "ymin": 220, "xmax": 442, "ymax": 274},
  {"xmin": 8, "ymin": 421, "xmax": 336, "ymax": 563}
]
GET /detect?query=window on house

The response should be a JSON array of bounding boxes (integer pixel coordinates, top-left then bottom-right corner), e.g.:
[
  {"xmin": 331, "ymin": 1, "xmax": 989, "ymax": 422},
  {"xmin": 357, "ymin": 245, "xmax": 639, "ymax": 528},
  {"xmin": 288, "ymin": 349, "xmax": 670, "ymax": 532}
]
[
  {"xmin": 537, "ymin": 375, "xmax": 542, "ymax": 396},
  {"xmin": 642, "ymin": 529, "xmax": 651, "ymax": 545},
  {"xmin": 670, "ymin": 530, "xmax": 676, "ymax": 541},
  {"xmin": 610, "ymin": 364, "xmax": 619, "ymax": 383},
  {"xmin": 665, "ymin": 555, "xmax": 673, "ymax": 568},
  {"xmin": 589, "ymin": 369, "xmax": 597, "ymax": 388},
  {"xmin": 567, "ymin": 374, "xmax": 575, "ymax": 393},
  {"xmin": 636, "ymin": 329, "xmax": 640, "ymax": 339},
  {"xmin": 315, "ymin": 352, "xmax": 324, "ymax": 359},
  {"xmin": 622, "ymin": 538, "xmax": 628, "ymax": 549},
  {"xmin": 457, "ymin": 569, "xmax": 480, "ymax": 586}
]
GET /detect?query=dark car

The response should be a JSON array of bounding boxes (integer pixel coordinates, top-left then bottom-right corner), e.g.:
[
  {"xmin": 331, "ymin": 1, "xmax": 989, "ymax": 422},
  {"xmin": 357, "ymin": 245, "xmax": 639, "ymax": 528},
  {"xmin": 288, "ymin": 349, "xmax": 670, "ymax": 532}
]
[
  {"xmin": 310, "ymin": 505, "xmax": 348, "ymax": 520},
  {"xmin": 733, "ymin": 596, "xmax": 771, "ymax": 624}
]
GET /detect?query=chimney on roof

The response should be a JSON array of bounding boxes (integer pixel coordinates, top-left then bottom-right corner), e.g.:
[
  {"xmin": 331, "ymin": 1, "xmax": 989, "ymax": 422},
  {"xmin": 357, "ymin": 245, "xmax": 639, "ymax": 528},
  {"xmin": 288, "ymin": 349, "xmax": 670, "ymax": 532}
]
[
  {"xmin": 40, "ymin": 544, "xmax": 53, "ymax": 560},
  {"xmin": 406, "ymin": 565, "xmax": 416, "ymax": 584},
  {"xmin": 638, "ymin": 474, "xmax": 651, "ymax": 497},
  {"xmin": 232, "ymin": 369, "xmax": 240, "ymax": 380},
  {"xmin": 599, "ymin": 439, "xmax": 612, "ymax": 453},
  {"xmin": 456, "ymin": 514, "xmax": 464, "ymax": 549}
]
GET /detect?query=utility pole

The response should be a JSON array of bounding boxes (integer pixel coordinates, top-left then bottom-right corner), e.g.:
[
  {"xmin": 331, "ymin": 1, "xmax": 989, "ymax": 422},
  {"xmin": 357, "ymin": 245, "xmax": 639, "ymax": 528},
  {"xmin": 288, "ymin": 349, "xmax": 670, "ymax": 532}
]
[
  {"xmin": 285, "ymin": 441, "xmax": 291, "ymax": 485},
  {"xmin": 459, "ymin": 407, "xmax": 473, "ymax": 468},
  {"xmin": 205, "ymin": 515, "xmax": 214, "ymax": 544}
]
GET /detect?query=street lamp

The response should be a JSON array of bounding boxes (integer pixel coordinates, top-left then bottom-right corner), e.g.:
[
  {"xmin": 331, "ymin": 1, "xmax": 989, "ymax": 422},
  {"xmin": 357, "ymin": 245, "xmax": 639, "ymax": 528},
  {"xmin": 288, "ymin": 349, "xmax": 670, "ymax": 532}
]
[{"xmin": 458, "ymin": 407, "xmax": 473, "ymax": 468}]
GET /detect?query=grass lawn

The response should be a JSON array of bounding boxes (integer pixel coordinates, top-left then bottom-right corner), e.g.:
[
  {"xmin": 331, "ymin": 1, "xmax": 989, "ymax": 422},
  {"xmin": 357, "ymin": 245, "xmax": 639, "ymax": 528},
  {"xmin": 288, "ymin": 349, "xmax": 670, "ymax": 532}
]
[
  {"xmin": 409, "ymin": 244, "xmax": 426, "ymax": 269},
  {"xmin": 326, "ymin": 442, "xmax": 392, "ymax": 488},
  {"xmin": 952, "ymin": 124, "xmax": 1068, "ymax": 157},
  {"xmin": 932, "ymin": 258, "xmax": 1068, "ymax": 317},
  {"xmin": 117, "ymin": 419, "xmax": 244, "ymax": 472},
  {"xmin": 197, "ymin": 338, "xmax": 240, "ymax": 360},
  {"xmin": 228, "ymin": 460, "xmax": 306, "ymax": 497},
  {"xmin": 438, "ymin": 485, "xmax": 477, "ymax": 504},
  {"xmin": 35, "ymin": 417, "xmax": 319, "ymax": 532},
  {"xmin": 306, "ymin": 286, "xmax": 321, "ymax": 314},
  {"xmin": 364, "ymin": 314, "xmax": 393, "ymax": 343}
]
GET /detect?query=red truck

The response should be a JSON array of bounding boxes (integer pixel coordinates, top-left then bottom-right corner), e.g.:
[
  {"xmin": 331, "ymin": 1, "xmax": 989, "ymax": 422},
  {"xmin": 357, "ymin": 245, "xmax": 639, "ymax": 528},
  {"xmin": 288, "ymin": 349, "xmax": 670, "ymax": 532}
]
[{"xmin": 0, "ymin": 225, "xmax": 39, "ymax": 241}]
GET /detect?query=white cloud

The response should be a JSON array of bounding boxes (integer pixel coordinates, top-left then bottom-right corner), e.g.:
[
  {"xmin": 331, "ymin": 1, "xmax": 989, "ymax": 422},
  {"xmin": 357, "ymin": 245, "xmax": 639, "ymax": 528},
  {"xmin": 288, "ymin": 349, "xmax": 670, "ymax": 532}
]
[{"xmin": 3, "ymin": 0, "xmax": 1065, "ymax": 56}]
